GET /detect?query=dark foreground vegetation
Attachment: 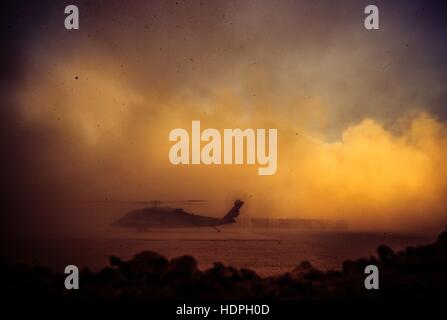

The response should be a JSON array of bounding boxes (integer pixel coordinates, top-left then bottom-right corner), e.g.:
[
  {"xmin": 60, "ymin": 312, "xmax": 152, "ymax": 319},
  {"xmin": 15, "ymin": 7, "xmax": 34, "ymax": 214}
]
[{"xmin": 2, "ymin": 228, "xmax": 447, "ymax": 300}]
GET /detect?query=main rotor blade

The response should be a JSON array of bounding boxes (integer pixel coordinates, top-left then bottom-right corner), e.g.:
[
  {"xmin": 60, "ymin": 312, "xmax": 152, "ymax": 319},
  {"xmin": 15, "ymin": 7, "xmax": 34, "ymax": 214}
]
[
  {"xmin": 93, "ymin": 200, "xmax": 163, "ymax": 205},
  {"xmin": 92, "ymin": 199, "xmax": 208, "ymax": 205},
  {"xmin": 169, "ymin": 200, "xmax": 209, "ymax": 205}
]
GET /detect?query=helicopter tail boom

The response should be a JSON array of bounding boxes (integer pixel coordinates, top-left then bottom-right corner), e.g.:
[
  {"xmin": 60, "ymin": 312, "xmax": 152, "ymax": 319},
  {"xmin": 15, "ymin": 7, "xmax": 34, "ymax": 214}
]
[{"xmin": 222, "ymin": 200, "xmax": 244, "ymax": 223}]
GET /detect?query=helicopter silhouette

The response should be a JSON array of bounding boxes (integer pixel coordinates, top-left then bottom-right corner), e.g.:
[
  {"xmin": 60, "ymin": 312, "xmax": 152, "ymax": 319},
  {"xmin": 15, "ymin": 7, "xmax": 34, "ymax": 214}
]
[{"xmin": 109, "ymin": 199, "xmax": 244, "ymax": 232}]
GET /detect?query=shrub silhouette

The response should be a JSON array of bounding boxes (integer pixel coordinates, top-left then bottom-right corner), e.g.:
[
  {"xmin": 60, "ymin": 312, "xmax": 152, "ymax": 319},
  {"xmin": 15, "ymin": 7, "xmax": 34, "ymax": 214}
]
[{"xmin": 2, "ymin": 228, "xmax": 447, "ymax": 300}]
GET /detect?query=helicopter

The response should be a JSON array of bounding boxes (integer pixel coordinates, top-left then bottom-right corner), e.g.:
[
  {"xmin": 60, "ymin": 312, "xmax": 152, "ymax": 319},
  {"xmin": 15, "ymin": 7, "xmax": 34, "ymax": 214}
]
[{"xmin": 109, "ymin": 199, "xmax": 244, "ymax": 232}]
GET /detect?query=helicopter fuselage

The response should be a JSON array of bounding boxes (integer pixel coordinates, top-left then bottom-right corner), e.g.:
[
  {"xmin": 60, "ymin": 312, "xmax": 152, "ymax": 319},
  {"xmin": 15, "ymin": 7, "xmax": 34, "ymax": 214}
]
[
  {"xmin": 112, "ymin": 200, "xmax": 244, "ymax": 231},
  {"xmin": 113, "ymin": 207, "xmax": 233, "ymax": 230}
]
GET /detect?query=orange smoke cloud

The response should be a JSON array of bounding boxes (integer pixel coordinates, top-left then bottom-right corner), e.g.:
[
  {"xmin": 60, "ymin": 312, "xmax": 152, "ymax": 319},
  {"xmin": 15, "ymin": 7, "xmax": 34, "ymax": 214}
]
[
  {"xmin": 277, "ymin": 113, "xmax": 447, "ymax": 230},
  {"xmin": 17, "ymin": 56, "xmax": 447, "ymax": 232}
]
